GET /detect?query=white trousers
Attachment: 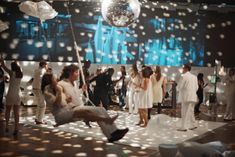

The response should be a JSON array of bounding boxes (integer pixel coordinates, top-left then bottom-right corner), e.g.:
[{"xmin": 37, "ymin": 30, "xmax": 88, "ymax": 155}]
[
  {"xmin": 77, "ymin": 106, "xmax": 117, "ymax": 139},
  {"xmin": 181, "ymin": 102, "xmax": 197, "ymax": 130},
  {"xmin": 33, "ymin": 89, "xmax": 46, "ymax": 122}
]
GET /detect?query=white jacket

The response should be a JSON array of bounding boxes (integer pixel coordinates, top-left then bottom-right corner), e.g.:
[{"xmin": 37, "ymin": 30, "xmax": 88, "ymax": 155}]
[{"xmin": 177, "ymin": 71, "xmax": 198, "ymax": 103}]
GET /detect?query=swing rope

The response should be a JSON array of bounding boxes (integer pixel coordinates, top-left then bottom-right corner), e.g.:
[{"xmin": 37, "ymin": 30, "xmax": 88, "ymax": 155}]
[{"xmin": 65, "ymin": 1, "xmax": 95, "ymax": 106}]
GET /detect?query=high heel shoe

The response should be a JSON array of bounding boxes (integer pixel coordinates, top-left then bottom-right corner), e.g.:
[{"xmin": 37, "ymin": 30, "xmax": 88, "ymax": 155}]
[{"xmin": 13, "ymin": 130, "xmax": 18, "ymax": 136}]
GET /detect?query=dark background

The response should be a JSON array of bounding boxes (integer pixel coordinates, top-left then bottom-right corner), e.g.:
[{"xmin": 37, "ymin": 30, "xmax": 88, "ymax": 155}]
[{"xmin": 0, "ymin": 1, "xmax": 234, "ymax": 67}]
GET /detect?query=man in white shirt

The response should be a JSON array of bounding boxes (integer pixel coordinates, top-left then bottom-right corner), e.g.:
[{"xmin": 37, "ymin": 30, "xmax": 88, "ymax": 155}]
[
  {"xmin": 31, "ymin": 61, "xmax": 48, "ymax": 124},
  {"xmin": 58, "ymin": 64, "xmax": 129, "ymax": 142},
  {"xmin": 59, "ymin": 64, "xmax": 89, "ymax": 127},
  {"xmin": 58, "ymin": 64, "xmax": 84, "ymax": 107},
  {"xmin": 177, "ymin": 64, "xmax": 198, "ymax": 131}
]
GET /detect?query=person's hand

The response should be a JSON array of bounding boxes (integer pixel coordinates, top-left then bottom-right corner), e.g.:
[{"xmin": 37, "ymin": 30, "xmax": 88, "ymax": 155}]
[
  {"xmin": 55, "ymin": 85, "xmax": 63, "ymax": 93},
  {"xmin": 81, "ymin": 84, "xmax": 87, "ymax": 92},
  {"xmin": 66, "ymin": 95, "xmax": 72, "ymax": 103}
]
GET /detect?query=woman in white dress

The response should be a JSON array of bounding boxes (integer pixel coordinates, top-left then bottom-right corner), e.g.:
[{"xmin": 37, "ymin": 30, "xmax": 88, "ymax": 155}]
[
  {"xmin": 224, "ymin": 68, "xmax": 235, "ymax": 121},
  {"xmin": 150, "ymin": 66, "xmax": 167, "ymax": 113},
  {"xmin": 0, "ymin": 59, "xmax": 23, "ymax": 135},
  {"xmin": 42, "ymin": 73, "xmax": 129, "ymax": 142},
  {"xmin": 127, "ymin": 63, "xmax": 141, "ymax": 114},
  {"xmin": 136, "ymin": 67, "xmax": 153, "ymax": 127}
]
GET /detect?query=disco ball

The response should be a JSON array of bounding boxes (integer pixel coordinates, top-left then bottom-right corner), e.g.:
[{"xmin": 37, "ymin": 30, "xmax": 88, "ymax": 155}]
[{"xmin": 101, "ymin": 0, "xmax": 141, "ymax": 27}]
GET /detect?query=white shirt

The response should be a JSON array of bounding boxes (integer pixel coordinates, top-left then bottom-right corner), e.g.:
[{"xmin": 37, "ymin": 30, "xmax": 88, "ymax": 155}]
[
  {"xmin": 32, "ymin": 68, "xmax": 46, "ymax": 89},
  {"xmin": 58, "ymin": 79, "xmax": 84, "ymax": 107}
]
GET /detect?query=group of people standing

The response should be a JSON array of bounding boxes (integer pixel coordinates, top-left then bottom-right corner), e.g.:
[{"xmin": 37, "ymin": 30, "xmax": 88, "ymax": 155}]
[
  {"xmin": 127, "ymin": 63, "xmax": 199, "ymax": 130},
  {"xmin": 127, "ymin": 64, "xmax": 167, "ymax": 127},
  {"xmin": 0, "ymin": 58, "xmax": 129, "ymax": 142},
  {"xmin": 0, "ymin": 57, "xmax": 235, "ymax": 138}
]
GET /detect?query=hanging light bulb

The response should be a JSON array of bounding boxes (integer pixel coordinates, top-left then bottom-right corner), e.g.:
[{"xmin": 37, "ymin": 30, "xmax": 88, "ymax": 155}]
[{"xmin": 101, "ymin": 0, "xmax": 141, "ymax": 27}]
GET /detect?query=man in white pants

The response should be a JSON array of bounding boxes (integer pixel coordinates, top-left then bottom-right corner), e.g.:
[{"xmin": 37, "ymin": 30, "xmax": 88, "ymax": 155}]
[
  {"xmin": 31, "ymin": 61, "xmax": 48, "ymax": 124},
  {"xmin": 58, "ymin": 64, "xmax": 129, "ymax": 142},
  {"xmin": 177, "ymin": 64, "xmax": 198, "ymax": 131}
]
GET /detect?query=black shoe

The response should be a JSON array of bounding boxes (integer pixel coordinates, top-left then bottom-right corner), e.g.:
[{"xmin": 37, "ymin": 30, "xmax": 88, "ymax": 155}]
[
  {"xmin": 189, "ymin": 127, "xmax": 197, "ymax": 130},
  {"xmin": 108, "ymin": 128, "xmax": 129, "ymax": 143},
  {"xmin": 35, "ymin": 119, "xmax": 47, "ymax": 125},
  {"xmin": 13, "ymin": 130, "xmax": 18, "ymax": 136},
  {"xmin": 84, "ymin": 121, "xmax": 92, "ymax": 128}
]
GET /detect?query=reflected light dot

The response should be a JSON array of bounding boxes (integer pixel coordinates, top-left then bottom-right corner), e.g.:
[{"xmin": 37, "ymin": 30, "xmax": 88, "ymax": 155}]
[
  {"xmin": 219, "ymin": 34, "xmax": 225, "ymax": 39},
  {"xmin": 75, "ymin": 152, "xmax": 87, "ymax": 156},
  {"xmin": 106, "ymin": 154, "xmax": 118, "ymax": 157},
  {"xmin": 51, "ymin": 150, "xmax": 63, "ymax": 154}
]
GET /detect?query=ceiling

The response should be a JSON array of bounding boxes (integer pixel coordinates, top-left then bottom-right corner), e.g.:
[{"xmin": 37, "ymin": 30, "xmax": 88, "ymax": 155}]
[
  {"xmin": 149, "ymin": 0, "xmax": 235, "ymax": 5},
  {"xmin": 5, "ymin": 0, "xmax": 235, "ymax": 5},
  {"xmin": 5, "ymin": 0, "xmax": 235, "ymax": 13}
]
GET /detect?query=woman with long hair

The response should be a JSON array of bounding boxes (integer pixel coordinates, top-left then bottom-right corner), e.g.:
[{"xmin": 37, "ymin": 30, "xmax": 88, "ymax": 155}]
[
  {"xmin": 0, "ymin": 59, "xmax": 23, "ymax": 135},
  {"xmin": 127, "ymin": 63, "xmax": 141, "ymax": 114},
  {"xmin": 150, "ymin": 66, "xmax": 167, "ymax": 115},
  {"xmin": 136, "ymin": 67, "xmax": 153, "ymax": 127},
  {"xmin": 194, "ymin": 73, "xmax": 205, "ymax": 115}
]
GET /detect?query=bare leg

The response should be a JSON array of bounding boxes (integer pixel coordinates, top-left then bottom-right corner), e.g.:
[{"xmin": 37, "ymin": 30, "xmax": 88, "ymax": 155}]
[
  {"xmin": 141, "ymin": 109, "xmax": 148, "ymax": 127},
  {"xmin": 136, "ymin": 109, "xmax": 143, "ymax": 125},
  {"xmin": 5, "ymin": 105, "xmax": 11, "ymax": 132},
  {"xmin": 13, "ymin": 105, "xmax": 20, "ymax": 135}
]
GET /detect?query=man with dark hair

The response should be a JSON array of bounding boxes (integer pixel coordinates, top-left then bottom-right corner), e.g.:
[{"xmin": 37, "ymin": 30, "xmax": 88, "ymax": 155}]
[
  {"xmin": 177, "ymin": 63, "xmax": 198, "ymax": 131},
  {"xmin": 57, "ymin": 64, "xmax": 129, "ymax": 142},
  {"xmin": 90, "ymin": 68, "xmax": 122, "ymax": 110},
  {"xmin": 30, "ymin": 60, "xmax": 48, "ymax": 124},
  {"xmin": 118, "ymin": 66, "xmax": 127, "ymax": 110},
  {"xmin": 58, "ymin": 64, "xmax": 84, "ymax": 107}
]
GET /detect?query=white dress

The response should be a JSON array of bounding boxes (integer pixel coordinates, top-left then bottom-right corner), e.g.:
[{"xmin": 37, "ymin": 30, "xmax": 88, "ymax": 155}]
[
  {"xmin": 151, "ymin": 75, "xmax": 165, "ymax": 103},
  {"xmin": 138, "ymin": 78, "xmax": 153, "ymax": 109},
  {"xmin": 128, "ymin": 73, "xmax": 141, "ymax": 113},
  {"xmin": 224, "ymin": 75, "xmax": 235, "ymax": 120},
  {"xmin": 6, "ymin": 72, "xmax": 22, "ymax": 106}
]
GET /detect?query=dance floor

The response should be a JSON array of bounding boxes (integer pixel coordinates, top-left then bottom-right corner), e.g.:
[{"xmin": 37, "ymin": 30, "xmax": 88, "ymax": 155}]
[{"xmin": 20, "ymin": 111, "xmax": 226, "ymax": 150}]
